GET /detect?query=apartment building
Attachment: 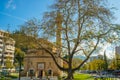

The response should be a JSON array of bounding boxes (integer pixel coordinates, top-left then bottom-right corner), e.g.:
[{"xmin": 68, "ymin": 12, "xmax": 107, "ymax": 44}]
[
  {"xmin": 0, "ymin": 30, "xmax": 15, "ymax": 68},
  {"xmin": 115, "ymin": 46, "xmax": 120, "ymax": 70},
  {"xmin": 115, "ymin": 46, "xmax": 120, "ymax": 60}
]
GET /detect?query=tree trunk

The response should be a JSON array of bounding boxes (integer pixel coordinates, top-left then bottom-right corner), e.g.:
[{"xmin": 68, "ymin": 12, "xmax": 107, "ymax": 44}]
[
  {"xmin": 65, "ymin": 71, "xmax": 74, "ymax": 80},
  {"xmin": 18, "ymin": 58, "xmax": 22, "ymax": 80}
]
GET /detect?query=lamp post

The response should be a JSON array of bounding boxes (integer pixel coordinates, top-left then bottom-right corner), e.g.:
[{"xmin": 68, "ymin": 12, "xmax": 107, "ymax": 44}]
[
  {"xmin": 15, "ymin": 48, "xmax": 25, "ymax": 80},
  {"xmin": 17, "ymin": 57, "xmax": 23, "ymax": 80}
]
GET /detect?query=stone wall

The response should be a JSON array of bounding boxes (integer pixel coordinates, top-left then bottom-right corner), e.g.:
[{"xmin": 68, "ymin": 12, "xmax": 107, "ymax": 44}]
[{"xmin": 23, "ymin": 50, "xmax": 63, "ymax": 77}]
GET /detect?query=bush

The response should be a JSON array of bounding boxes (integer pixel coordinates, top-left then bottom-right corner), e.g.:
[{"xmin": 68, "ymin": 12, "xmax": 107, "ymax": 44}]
[{"xmin": 0, "ymin": 76, "xmax": 11, "ymax": 80}]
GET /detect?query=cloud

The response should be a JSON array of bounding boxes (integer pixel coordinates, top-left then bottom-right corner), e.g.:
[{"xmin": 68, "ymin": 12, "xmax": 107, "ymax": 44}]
[
  {"xmin": 6, "ymin": 0, "xmax": 16, "ymax": 10},
  {"xmin": 0, "ymin": 12, "xmax": 27, "ymax": 22}
]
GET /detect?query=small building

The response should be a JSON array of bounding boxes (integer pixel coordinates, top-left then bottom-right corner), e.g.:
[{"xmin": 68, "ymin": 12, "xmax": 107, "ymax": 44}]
[{"xmin": 23, "ymin": 39, "xmax": 63, "ymax": 77}]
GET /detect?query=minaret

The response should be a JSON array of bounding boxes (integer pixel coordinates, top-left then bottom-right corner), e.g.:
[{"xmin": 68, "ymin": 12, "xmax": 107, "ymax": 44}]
[
  {"xmin": 55, "ymin": 11, "xmax": 63, "ymax": 76},
  {"xmin": 56, "ymin": 11, "xmax": 62, "ymax": 50}
]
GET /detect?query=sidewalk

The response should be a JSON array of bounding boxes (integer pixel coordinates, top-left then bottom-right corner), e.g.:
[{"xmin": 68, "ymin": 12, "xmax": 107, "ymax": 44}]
[
  {"xmin": 13, "ymin": 76, "xmax": 58, "ymax": 80},
  {"xmin": 13, "ymin": 77, "xmax": 39, "ymax": 80}
]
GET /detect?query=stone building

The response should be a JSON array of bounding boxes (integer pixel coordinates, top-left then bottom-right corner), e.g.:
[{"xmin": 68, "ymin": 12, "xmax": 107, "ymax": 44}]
[
  {"xmin": 24, "ymin": 12, "xmax": 63, "ymax": 77},
  {"xmin": 23, "ymin": 39, "xmax": 63, "ymax": 77}
]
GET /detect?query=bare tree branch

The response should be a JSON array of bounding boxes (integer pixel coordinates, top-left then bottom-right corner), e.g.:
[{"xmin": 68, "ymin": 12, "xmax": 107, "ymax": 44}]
[
  {"xmin": 35, "ymin": 39, "xmax": 68, "ymax": 71},
  {"xmin": 73, "ymin": 37, "xmax": 100, "ymax": 71}
]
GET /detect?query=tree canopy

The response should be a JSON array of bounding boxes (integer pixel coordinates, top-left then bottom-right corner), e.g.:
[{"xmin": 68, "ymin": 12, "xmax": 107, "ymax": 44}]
[{"xmin": 39, "ymin": 0, "xmax": 120, "ymax": 80}]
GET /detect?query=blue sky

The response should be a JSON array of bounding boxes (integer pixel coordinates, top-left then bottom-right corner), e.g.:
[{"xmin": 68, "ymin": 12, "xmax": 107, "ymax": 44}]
[
  {"xmin": 0, "ymin": 0, "xmax": 54, "ymax": 31},
  {"xmin": 0, "ymin": 0, "xmax": 120, "ymax": 31}
]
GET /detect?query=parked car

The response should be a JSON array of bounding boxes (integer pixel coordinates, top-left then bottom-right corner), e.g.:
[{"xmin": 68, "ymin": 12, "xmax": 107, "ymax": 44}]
[
  {"xmin": 88, "ymin": 70, "xmax": 97, "ymax": 74},
  {"xmin": 100, "ymin": 71, "xmax": 108, "ymax": 75},
  {"xmin": 113, "ymin": 70, "xmax": 120, "ymax": 76}
]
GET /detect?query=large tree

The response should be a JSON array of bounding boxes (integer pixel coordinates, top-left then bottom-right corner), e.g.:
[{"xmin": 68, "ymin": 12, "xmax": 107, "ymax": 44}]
[
  {"xmin": 39, "ymin": 0, "xmax": 120, "ymax": 80},
  {"xmin": 18, "ymin": 0, "xmax": 120, "ymax": 80}
]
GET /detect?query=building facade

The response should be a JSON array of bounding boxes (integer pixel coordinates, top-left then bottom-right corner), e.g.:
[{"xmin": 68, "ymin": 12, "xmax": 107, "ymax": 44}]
[
  {"xmin": 114, "ymin": 46, "xmax": 120, "ymax": 70},
  {"xmin": 0, "ymin": 30, "xmax": 15, "ymax": 68},
  {"xmin": 23, "ymin": 39, "xmax": 63, "ymax": 77},
  {"xmin": 24, "ymin": 13, "xmax": 63, "ymax": 77},
  {"xmin": 115, "ymin": 46, "xmax": 120, "ymax": 60}
]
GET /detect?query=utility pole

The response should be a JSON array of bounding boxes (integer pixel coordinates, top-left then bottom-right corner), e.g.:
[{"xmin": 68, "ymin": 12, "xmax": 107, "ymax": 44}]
[{"xmin": 18, "ymin": 57, "xmax": 22, "ymax": 80}]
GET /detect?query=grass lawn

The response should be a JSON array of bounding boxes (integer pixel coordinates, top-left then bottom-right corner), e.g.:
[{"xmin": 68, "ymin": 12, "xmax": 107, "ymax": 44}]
[
  {"xmin": 74, "ymin": 73, "xmax": 94, "ymax": 80},
  {"xmin": 0, "ymin": 72, "xmax": 19, "ymax": 80},
  {"xmin": 73, "ymin": 73, "xmax": 117, "ymax": 80},
  {"xmin": 9, "ymin": 72, "xmax": 19, "ymax": 78}
]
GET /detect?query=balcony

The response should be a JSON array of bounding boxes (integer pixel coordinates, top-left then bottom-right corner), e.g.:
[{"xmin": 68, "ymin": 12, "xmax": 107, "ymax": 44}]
[
  {"xmin": 0, "ymin": 54, "xmax": 2, "ymax": 56},
  {"xmin": 4, "ymin": 50, "xmax": 14, "ymax": 53},
  {"xmin": 0, "ymin": 48, "xmax": 3, "ymax": 51},
  {"xmin": 4, "ymin": 59, "xmax": 14, "ymax": 62},
  {"xmin": 0, "ymin": 44, "xmax": 3, "ymax": 47},
  {"xmin": 0, "ymin": 35, "xmax": 3, "ymax": 37},
  {"xmin": 4, "ymin": 54, "xmax": 14, "ymax": 58},
  {"xmin": 5, "ymin": 46, "xmax": 15, "ymax": 51},
  {"xmin": 0, "ymin": 39, "xmax": 3, "ymax": 42}
]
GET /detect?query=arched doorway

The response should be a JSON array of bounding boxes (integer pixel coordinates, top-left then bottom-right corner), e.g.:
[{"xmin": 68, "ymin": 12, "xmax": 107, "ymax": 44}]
[{"xmin": 37, "ymin": 62, "xmax": 45, "ymax": 78}]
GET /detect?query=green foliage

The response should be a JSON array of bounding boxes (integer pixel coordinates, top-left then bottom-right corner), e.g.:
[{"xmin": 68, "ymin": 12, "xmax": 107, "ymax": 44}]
[
  {"xmin": 15, "ymin": 48, "xmax": 25, "ymax": 62},
  {"xmin": 63, "ymin": 58, "xmax": 83, "ymax": 68},
  {"xmin": 7, "ymin": 73, "xmax": 18, "ymax": 79},
  {"xmin": 109, "ymin": 53, "xmax": 120, "ymax": 70},
  {"xmin": 74, "ymin": 73, "xmax": 94, "ymax": 80},
  {"xmin": 72, "ymin": 58, "xmax": 82, "ymax": 68},
  {"xmin": 109, "ymin": 58, "xmax": 117, "ymax": 70},
  {"xmin": 88, "ymin": 59, "xmax": 105, "ymax": 70},
  {"xmin": 10, "ymin": 30, "xmax": 37, "ymax": 52},
  {"xmin": 20, "ymin": 19, "xmax": 39, "ymax": 38},
  {"xmin": 10, "ymin": 28, "xmax": 39, "ymax": 66},
  {"xmin": 0, "ymin": 76, "xmax": 11, "ymax": 80},
  {"xmin": 5, "ymin": 58, "xmax": 13, "ymax": 69},
  {"xmin": 103, "ymin": 52, "xmax": 108, "ymax": 70}
]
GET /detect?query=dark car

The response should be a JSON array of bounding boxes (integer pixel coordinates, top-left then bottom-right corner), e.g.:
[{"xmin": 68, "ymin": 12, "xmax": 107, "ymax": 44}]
[
  {"xmin": 113, "ymin": 70, "xmax": 120, "ymax": 76},
  {"xmin": 88, "ymin": 71, "xmax": 97, "ymax": 74}
]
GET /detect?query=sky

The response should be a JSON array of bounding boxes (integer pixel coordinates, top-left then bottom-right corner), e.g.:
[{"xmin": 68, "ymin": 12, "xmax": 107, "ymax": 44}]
[
  {"xmin": 0, "ymin": 0, "xmax": 120, "ymax": 31},
  {"xmin": 0, "ymin": 0, "xmax": 120, "ymax": 58},
  {"xmin": 0, "ymin": 0, "xmax": 54, "ymax": 31}
]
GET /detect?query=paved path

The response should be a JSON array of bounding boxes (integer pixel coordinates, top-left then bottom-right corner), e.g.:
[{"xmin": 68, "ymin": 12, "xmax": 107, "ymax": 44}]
[
  {"xmin": 13, "ymin": 77, "xmax": 39, "ymax": 80},
  {"xmin": 13, "ymin": 76, "xmax": 58, "ymax": 80}
]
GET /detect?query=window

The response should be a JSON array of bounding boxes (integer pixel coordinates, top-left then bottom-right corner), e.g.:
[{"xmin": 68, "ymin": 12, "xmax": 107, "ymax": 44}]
[
  {"xmin": 38, "ymin": 63, "xmax": 45, "ymax": 70},
  {"xmin": 48, "ymin": 69, "xmax": 52, "ymax": 76}
]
